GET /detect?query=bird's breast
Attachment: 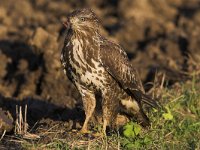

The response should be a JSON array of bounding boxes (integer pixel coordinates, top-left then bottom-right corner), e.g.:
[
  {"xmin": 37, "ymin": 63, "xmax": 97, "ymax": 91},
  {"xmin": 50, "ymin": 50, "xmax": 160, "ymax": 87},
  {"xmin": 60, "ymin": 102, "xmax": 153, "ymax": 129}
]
[{"xmin": 67, "ymin": 38, "xmax": 108, "ymax": 90}]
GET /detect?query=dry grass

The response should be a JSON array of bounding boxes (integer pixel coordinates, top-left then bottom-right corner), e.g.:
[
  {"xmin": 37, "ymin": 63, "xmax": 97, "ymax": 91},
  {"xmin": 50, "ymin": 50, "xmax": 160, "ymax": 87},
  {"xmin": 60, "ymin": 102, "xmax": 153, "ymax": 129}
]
[
  {"xmin": 14, "ymin": 105, "xmax": 40, "ymax": 140},
  {"xmin": 15, "ymin": 74, "xmax": 200, "ymax": 150}
]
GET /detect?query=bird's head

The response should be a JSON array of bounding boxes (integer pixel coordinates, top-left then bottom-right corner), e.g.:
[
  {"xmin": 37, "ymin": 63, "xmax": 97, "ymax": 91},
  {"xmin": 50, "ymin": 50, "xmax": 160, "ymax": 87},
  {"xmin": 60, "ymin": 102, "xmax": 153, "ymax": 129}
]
[{"xmin": 63, "ymin": 9, "xmax": 99, "ymax": 33}]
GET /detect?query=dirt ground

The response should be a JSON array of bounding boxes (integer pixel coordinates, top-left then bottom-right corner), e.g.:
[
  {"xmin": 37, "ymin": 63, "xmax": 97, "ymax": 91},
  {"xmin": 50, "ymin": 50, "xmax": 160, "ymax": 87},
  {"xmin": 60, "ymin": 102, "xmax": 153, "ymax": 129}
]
[{"xmin": 0, "ymin": 0, "xmax": 200, "ymax": 149}]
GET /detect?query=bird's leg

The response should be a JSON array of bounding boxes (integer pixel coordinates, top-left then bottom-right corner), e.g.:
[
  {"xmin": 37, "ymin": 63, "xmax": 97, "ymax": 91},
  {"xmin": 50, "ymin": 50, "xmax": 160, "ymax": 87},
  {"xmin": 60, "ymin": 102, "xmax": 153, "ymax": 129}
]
[
  {"xmin": 102, "ymin": 93, "xmax": 118, "ymax": 135},
  {"xmin": 102, "ymin": 105, "xmax": 117, "ymax": 135},
  {"xmin": 80, "ymin": 90, "xmax": 96, "ymax": 134}
]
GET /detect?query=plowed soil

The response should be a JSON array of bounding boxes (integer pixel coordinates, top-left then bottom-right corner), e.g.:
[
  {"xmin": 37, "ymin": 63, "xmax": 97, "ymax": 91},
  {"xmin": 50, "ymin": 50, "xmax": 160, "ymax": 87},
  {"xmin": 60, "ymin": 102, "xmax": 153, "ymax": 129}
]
[{"xmin": 0, "ymin": 0, "xmax": 200, "ymax": 149}]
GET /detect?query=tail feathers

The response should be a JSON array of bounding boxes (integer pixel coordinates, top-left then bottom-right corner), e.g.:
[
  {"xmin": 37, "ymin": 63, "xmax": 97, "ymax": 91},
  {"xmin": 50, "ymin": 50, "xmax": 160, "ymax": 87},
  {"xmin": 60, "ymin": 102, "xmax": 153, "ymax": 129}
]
[
  {"xmin": 137, "ymin": 109, "xmax": 150, "ymax": 127},
  {"xmin": 141, "ymin": 93, "xmax": 161, "ymax": 108},
  {"xmin": 131, "ymin": 90, "xmax": 161, "ymax": 109}
]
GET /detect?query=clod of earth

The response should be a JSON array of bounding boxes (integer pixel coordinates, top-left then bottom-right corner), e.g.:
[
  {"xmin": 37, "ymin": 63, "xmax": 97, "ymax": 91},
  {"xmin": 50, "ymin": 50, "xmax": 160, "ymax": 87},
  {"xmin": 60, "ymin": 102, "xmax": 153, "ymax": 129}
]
[{"xmin": 0, "ymin": 108, "xmax": 13, "ymax": 133}]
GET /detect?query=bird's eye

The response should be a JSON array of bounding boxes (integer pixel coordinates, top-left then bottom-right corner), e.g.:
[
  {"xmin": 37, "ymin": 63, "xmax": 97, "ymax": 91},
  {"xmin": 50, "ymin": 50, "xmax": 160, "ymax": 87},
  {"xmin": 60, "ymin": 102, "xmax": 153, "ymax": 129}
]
[{"xmin": 80, "ymin": 17, "xmax": 85, "ymax": 22}]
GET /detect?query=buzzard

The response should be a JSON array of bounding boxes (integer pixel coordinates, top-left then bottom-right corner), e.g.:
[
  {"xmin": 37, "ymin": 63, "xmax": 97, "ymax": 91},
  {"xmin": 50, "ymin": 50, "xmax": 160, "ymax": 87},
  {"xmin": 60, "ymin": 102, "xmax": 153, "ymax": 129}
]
[{"xmin": 61, "ymin": 9, "xmax": 159, "ymax": 134}]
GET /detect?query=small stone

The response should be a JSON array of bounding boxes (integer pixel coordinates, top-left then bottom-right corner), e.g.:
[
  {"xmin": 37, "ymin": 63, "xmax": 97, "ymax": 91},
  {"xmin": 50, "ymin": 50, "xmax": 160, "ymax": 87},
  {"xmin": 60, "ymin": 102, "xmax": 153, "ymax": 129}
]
[
  {"xmin": 0, "ymin": 108, "xmax": 13, "ymax": 133},
  {"xmin": 115, "ymin": 114, "xmax": 129, "ymax": 126}
]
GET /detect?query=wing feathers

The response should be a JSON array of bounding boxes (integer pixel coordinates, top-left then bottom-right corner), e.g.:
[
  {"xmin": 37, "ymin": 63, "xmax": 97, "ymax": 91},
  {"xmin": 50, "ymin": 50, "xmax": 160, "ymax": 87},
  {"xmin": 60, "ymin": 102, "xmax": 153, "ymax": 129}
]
[
  {"xmin": 99, "ymin": 40, "xmax": 137, "ymax": 89},
  {"xmin": 99, "ymin": 39, "xmax": 159, "ymax": 108},
  {"xmin": 130, "ymin": 90, "xmax": 160, "ymax": 108}
]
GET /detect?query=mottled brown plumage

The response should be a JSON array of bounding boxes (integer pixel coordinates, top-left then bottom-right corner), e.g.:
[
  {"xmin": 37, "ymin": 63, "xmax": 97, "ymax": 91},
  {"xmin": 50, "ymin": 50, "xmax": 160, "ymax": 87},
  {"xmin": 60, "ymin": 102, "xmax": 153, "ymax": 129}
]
[{"xmin": 61, "ymin": 9, "xmax": 159, "ymax": 134}]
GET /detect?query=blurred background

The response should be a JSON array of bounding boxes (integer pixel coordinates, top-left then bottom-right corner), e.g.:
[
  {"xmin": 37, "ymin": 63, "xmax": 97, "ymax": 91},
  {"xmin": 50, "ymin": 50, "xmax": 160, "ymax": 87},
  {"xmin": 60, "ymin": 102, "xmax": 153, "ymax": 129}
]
[{"xmin": 0, "ymin": 0, "xmax": 200, "ymax": 146}]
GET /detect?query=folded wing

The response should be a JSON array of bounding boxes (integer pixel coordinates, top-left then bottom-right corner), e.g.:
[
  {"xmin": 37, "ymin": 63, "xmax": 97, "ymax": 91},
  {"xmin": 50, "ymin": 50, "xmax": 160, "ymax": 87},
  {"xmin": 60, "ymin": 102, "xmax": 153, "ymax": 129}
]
[{"xmin": 99, "ymin": 39, "xmax": 159, "ymax": 108}]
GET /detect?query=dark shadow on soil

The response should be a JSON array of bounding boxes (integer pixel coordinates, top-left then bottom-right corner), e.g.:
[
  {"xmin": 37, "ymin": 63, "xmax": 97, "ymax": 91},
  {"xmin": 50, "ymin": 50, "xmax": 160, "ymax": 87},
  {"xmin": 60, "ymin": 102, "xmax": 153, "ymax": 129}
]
[
  {"xmin": 0, "ymin": 93, "xmax": 85, "ymax": 149},
  {"xmin": 0, "ymin": 40, "xmax": 84, "ymax": 130},
  {"xmin": 0, "ymin": 40, "xmax": 42, "ymax": 71},
  {"xmin": 0, "ymin": 94, "xmax": 84, "ymax": 128},
  {"xmin": 0, "ymin": 40, "xmax": 45, "ymax": 97},
  {"xmin": 177, "ymin": 4, "xmax": 200, "ymax": 19}
]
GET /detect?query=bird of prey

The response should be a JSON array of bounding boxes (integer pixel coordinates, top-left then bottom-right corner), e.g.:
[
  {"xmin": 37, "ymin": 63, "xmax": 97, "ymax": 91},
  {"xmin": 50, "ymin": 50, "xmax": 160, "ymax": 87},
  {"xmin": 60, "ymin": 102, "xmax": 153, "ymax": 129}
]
[{"xmin": 61, "ymin": 9, "xmax": 159, "ymax": 134}]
